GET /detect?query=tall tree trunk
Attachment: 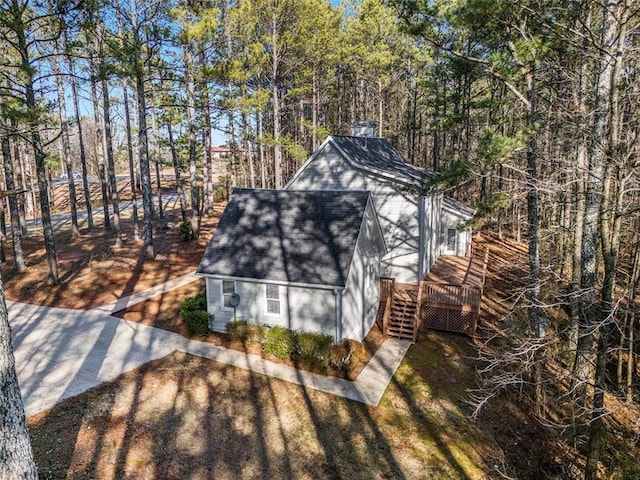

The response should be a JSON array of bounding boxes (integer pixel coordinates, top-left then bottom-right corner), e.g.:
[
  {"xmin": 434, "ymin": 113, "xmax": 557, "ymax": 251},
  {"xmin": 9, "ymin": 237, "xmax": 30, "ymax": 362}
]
[
  {"xmin": 16, "ymin": 21, "xmax": 58, "ymax": 284},
  {"xmin": 432, "ymin": 69, "xmax": 441, "ymax": 171},
  {"xmin": 312, "ymin": 73, "xmax": 318, "ymax": 150},
  {"xmin": 585, "ymin": 3, "xmax": 629, "ymax": 476},
  {"xmin": 258, "ymin": 112, "xmax": 266, "ymax": 189},
  {"xmin": 68, "ymin": 57, "xmax": 94, "ymax": 229},
  {"xmin": 135, "ymin": 72, "xmax": 154, "ymax": 258},
  {"xmin": 131, "ymin": 4, "xmax": 154, "ymax": 259},
  {"xmin": 1, "ymin": 133, "xmax": 26, "ymax": 272},
  {"xmin": 569, "ymin": 35, "xmax": 589, "ymax": 359},
  {"xmin": 526, "ymin": 70, "xmax": 544, "ymax": 339},
  {"xmin": 148, "ymin": 84, "xmax": 163, "ymax": 221},
  {"xmin": 573, "ymin": 0, "xmax": 616, "ymax": 395},
  {"xmin": 122, "ymin": 81, "xmax": 140, "ymax": 241},
  {"xmin": 378, "ymin": 77, "xmax": 383, "ymax": 137},
  {"xmin": 271, "ymin": 12, "xmax": 283, "ymax": 188},
  {"xmin": 242, "ymin": 112, "xmax": 255, "ymax": 189},
  {"xmin": 12, "ymin": 123, "xmax": 28, "ymax": 237},
  {"xmin": 227, "ymin": 111, "xmax": 237, "ymax": 188},
  {"xmin": 0, "ymin": 274, "xmax": 37, "ymax": 480},
  {"xmin": 184, "ymin": 46, "xmax": 200, "ymax": 239},
  {"xmin": 90, "ymin": 68, "xmax": 110, "ymax": 229},
  {"xmin": 167, "ymin": 120, "xmax": 187, "ymax": 224},
  {"xmin": 199, "ymin": 51, "xmax": 214, "ymax": 217},
  {"xmin": 102, "ymin": 78, "xmax": 123, "ymax": 247},
  {"xmin": 54, "ymin": 56, "xmax": 80, "ymax": 238}
]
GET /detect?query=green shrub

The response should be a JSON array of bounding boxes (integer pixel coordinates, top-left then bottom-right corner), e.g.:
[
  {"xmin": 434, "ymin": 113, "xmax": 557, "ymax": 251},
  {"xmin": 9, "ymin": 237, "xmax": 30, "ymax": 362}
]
[
  {"xmin": 180, "ymin": 291, "xmax": 207, "ymax": 315},
  {"xmin": 263, "ymin": 326, "xmax": 297, "ymax": 359},
  {"xmin": 213, "ymin": 184, "xmax": 227, "ymax": 202},
  {"xmin": 296, "ymin": 331, "xmax": 334, "ymax": 357},
  {"xmin": 181, "ymin": 291, "xmax": 210, "ymax": 336},
  {"xmin": 179, "ymin": 219, "xmax": 193, "ymax": 242},
  {"xmin": 182, "ymin": 310, "xmax": 211, "ymax": 337},
  {"xmin": 294, "ymin": 331, "xmax": 334, "ymax": 371},
  {"xmin": 227, "ymin": 320, "xmax": 265, "ymax": 344}
]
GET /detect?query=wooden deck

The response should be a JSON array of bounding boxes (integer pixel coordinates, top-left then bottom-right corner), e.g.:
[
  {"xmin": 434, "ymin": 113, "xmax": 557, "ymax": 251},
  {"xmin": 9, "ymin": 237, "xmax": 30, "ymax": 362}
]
[
  {"xmin": 421, "ymin": 247, "xmax": 488, "ymax": 335},
  {"xmin": 378, "ymin": 247, "xmax": 489, "ymax": 340},
  {"xmin": 425, "ymin": 253, "xmax": 486, "ymax": 288}
]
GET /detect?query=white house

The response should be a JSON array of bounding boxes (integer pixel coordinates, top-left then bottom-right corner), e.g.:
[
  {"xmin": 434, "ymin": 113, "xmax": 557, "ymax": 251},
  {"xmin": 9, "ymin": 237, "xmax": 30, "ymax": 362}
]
[
  {"xmin": 196, "ymin": 188, "xmax": 387, "ymax": 342},
  {"xmin": 197, "ymin": 127, "xmax": 474, "ymax": 342},
  {"xmin": 285, "ymin": 134, "xmax": 473, "ymax": 283}
]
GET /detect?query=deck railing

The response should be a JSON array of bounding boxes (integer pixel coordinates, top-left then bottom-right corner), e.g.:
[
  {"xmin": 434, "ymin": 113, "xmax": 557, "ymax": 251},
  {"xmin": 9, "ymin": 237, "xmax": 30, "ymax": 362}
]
[
  {"xmin": 421, "ymin": 281, "xmax": 482, "ymax": 335},
  {"xmin": 378, "ymin": 245, "xmax": 489, "ymax": 338},
  {"xmin": 422, "ymin": 282, "xmax": 481, "ymax": 307}
]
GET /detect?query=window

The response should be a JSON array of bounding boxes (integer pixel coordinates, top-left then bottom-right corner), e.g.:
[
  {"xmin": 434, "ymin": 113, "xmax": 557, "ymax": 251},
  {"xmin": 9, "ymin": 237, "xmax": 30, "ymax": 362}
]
[
  {"xmin": 265, "ymin": 284, "xmax": 280, "ymax": 315},
  {"xmin": 447, "ymin": 228, "xmax": 457, "ymax": 252},
  {"xmin": 222, "ymin": 280, "xmax": 236, "ymax": 309},
  {"xmin": 368, "ymin": 261, "xmax": 378, "ymax": 287}
]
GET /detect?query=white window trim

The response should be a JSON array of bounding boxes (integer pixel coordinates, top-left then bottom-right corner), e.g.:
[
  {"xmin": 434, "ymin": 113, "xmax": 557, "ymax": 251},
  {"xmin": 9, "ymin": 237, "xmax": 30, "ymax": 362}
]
[
  {"xmin": 220, "ymin": 280, "xmax": 236, "ymax": 312},
  {"xmin": 446, "ymin": 228, "xmax": 457, "ymax": 253},
  {"xmin": 264, "ymin": 284, "xmax": 281, "ymax": 317}
]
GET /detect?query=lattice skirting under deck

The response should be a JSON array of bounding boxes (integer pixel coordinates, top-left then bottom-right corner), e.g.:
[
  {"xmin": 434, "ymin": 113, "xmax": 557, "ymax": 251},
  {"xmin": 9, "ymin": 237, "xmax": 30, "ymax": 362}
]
[{"xmin": 423, "ymin": 306, "xmax": 477, "ymax": 335}]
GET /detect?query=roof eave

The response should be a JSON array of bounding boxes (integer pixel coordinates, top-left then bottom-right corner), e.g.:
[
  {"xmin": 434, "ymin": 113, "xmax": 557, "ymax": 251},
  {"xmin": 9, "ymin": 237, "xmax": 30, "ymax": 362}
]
[{"xmin": 195, "ymin": 272, "xmax": 345, "ymax": 290}]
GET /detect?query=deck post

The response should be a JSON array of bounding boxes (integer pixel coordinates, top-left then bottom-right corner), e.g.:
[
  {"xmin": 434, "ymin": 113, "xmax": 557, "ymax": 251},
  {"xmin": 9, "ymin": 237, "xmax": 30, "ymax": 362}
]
[{"xmin": 413, "ymin": 281, "xmax": 426, "ymax": 342}]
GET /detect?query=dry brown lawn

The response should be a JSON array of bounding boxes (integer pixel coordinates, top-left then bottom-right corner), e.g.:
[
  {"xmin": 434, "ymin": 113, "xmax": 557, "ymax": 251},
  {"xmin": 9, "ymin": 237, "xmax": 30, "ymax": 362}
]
[{"xmin": 28, "ymin": 333, "xmax": 495, "ymax": 480}]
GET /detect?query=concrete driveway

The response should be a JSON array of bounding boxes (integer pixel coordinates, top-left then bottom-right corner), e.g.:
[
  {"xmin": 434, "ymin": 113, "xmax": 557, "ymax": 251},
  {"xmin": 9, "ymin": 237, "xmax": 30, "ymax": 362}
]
[{"xmin": 10, "ymin": 277, "xmax": 411, "ymax": 416}]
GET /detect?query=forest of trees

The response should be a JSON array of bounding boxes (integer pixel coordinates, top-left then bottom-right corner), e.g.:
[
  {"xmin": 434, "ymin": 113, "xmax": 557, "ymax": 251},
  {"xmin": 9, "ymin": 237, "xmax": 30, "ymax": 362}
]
[{"xmin": 0, "ymin": 0, "xmax": 639, "ymax": 477}]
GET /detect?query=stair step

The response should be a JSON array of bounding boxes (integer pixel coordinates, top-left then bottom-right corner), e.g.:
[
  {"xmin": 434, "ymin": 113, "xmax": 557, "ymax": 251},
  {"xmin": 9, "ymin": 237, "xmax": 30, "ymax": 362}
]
[
  {"xmin": 385, "ymin": 285, "xmax": 420, "ymax": 342},
  {"xmin": 393, "ymin": 310, "xmax": 416, "ymax": 316},
  {"xmin": 391, "ymin": 316, "xmax": 415, "ymax": 322},
  {"xmin": 386, "ymin": 331, "xmax": 415, "ymax": 340},
  {"xmin": 387, "ymin": 325, "xmax": 416, "ymax": 335},
  {"xmin": 390, "ymin": 317, "xmax": 414, "ymax": 324}
]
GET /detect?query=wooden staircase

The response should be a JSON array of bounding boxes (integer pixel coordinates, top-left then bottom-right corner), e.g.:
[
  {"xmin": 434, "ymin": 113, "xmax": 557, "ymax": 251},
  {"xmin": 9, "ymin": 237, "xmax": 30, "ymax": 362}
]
[
  {"xmin": 379, "ymin": 280, "xmax": 424, "ymax": 342},
  {"xmin": 387, "ymin": 293, "xmax": 418, "ymax": 340}
]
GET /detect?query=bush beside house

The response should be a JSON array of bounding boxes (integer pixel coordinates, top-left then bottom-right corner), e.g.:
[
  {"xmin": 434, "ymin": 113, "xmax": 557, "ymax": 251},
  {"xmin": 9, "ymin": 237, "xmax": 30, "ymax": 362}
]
[
  {"xmin": 180, "ymin": 291, "xmax": 211, "ymax": 336},
  {"xmin": 181, "ymin": 294, "xmax": 365, "ymax": 376}
]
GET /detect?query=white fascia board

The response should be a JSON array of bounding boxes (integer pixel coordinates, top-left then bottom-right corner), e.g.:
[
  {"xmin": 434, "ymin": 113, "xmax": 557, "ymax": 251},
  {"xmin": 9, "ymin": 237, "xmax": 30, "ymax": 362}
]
[{"xmin": 196, "ymin": 273, "xmax": 342, "ymax": 291}]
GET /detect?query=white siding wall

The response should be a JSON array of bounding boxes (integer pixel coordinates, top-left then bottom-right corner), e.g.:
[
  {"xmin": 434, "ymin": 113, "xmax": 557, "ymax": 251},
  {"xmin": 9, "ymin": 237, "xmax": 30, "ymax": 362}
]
[
  {"xmin": 289, "ymin": 144, "xmax": 421, "ymax": 283},
  {"xmin": 206, "ymin": 277, "xmax": 337, "ymax": 337},
  {"xmin": 341, "ymin": 202, "xmax": 382, "ymax": 342},
  {"xmin": 422, "ymin": 194, "xmax": 443, "ymax": 276}
]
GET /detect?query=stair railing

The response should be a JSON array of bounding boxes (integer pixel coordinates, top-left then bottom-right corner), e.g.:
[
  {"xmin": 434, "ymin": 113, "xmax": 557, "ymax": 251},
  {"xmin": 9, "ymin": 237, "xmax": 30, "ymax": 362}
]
[
  {"xmin": 379, "ymin": 277, "xmax": 395, "ymax": 335},
  {"xmin": 413, "ymin": 281, "xmax": 427, "ymax": 342}
]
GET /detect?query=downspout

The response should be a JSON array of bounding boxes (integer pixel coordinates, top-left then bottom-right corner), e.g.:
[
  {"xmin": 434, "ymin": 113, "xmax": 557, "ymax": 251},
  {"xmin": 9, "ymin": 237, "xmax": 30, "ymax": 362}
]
[
  {"xmin": 418, "ymin": 197, "xmax": 425, "ymax": 281},
  {"xmin": 334, "ymin": 287, "xmax": 345, "ymax": 342}
]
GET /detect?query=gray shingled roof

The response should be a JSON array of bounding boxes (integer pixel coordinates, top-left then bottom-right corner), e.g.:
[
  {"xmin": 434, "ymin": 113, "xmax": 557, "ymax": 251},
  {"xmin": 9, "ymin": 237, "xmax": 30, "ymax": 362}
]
[
  {"xmin": 197, "ymin": 188, "xmax": 374, "ymax": 287},
  {"xmin": 443, "ymin": 196, "xmax": 475, "ymax": 219},
  {"xmin": 330, "ymin": 136, "xmax": 435, "ymax": 187}
]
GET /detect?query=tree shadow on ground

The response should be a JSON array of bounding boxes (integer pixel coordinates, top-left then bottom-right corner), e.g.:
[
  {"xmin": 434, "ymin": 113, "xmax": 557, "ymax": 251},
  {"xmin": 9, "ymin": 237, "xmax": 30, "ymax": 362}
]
[{"xmin": 28, "ymin": 329, "xmax": 496, "ymax": 479}]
